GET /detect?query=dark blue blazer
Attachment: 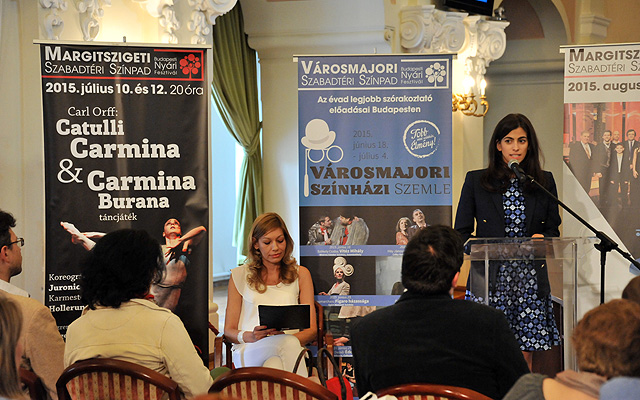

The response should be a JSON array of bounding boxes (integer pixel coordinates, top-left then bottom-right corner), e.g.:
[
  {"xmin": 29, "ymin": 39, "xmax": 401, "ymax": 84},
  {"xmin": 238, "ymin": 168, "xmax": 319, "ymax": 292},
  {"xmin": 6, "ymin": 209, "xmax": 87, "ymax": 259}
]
[
  {"xmin": 454, "ymin": 169, "xmax": 562, "ymax": 297},
  {"xmin": 454, "ymin": 169, "xmax": 561, "ymax": 242}
]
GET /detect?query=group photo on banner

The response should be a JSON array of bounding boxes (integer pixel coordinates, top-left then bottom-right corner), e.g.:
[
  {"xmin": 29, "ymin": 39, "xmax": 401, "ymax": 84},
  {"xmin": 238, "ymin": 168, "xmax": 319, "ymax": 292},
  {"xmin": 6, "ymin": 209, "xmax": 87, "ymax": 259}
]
[
  {"xmin": 39, "ymin": 42, "xmax": 211, "ymax": 361},
  {"xmin": 296, "ymin": 54, "xmax": 453, "ymax": 390},
  {"xmin": 562, "ymin": 42, "xmax": 640, "ymax": 270}
]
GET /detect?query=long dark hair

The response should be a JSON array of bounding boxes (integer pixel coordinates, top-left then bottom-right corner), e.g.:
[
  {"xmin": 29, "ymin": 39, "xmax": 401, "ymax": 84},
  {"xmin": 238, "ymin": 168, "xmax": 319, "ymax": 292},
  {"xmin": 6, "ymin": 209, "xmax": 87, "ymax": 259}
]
[{"xmin": 482, "ymin": 113, "xmax": 546, "ymax": 192}]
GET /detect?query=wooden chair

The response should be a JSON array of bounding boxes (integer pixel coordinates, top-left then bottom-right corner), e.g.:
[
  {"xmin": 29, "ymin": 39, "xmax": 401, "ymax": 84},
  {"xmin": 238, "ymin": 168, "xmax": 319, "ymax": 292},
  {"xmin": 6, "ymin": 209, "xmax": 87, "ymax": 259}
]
[
  {"xmin": 376, "ymin": 383, "xmax": 494, "ymax": 400},
  {"xmin": 210, "ymin": 366, "xmax": 338, "ymax": 400},
  {"xmin": 19, "ymin": 368, "xmax": 47, "ymax": 400},
  {"xmin": 56, "ymin": 358, "xmax": 181, "ymax": 400}
]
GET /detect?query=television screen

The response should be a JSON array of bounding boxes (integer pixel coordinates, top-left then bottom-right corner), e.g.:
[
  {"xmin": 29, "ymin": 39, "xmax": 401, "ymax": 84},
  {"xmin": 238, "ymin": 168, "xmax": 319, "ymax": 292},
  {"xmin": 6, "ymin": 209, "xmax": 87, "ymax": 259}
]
[{"xmin": 442, "ymin": 0, "xmax": 495, "ymax": 16}]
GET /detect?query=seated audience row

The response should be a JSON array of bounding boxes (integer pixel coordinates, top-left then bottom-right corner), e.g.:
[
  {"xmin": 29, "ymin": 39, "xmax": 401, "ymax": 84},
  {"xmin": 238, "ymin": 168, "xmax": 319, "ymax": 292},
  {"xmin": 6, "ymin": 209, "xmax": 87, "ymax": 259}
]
[{"xmin": 5, "ymin": 206, "xmax": 640, "ymax": 400}]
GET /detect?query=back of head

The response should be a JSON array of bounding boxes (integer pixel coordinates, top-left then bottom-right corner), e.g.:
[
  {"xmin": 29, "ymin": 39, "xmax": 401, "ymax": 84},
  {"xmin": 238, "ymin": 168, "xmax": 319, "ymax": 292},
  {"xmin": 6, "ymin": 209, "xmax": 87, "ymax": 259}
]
[
  {"xmin": 80, "ymin": 229, "xmax": 164, "ymax": 309},
  {"xmin": 573, "ymin": 299, "xmax": 640, "ymax": 378},
  {"xmin": 0, "ymin": 210, "xmax": 16, "ymax": 249},
  {"xmin": 622, "ymin": 276, "xmax": 640, "ymax": 305},
  {"xmin": 401, "ymin": 225, "xmax": 463, "ymax": 295},
  {"xmin": 0, "ymin": 293, "xmax": 23, "ymax": 398}
]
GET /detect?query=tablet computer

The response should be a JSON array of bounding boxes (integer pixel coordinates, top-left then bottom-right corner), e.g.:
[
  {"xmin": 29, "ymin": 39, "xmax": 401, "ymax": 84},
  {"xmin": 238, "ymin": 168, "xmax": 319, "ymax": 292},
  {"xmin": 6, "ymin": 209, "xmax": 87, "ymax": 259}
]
[{"xmin": 258, "ymin": 304, "xmax": 310, "ymax": 331}]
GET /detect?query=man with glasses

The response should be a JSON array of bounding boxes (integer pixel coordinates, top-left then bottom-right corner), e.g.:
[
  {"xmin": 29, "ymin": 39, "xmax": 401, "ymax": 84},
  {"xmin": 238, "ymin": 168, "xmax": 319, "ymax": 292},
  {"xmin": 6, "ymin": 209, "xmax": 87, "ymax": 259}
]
[{"xmin": 0, "ymin": 210, "xmax": 64, "ymax": 399}]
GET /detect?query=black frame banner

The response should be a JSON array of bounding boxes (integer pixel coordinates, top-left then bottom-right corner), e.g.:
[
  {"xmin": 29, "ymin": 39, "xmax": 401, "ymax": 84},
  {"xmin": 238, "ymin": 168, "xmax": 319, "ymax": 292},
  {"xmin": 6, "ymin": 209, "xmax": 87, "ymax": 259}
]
[{"xmin": 39, "ymin": 42, "xmax": 210, "ymax": 361}]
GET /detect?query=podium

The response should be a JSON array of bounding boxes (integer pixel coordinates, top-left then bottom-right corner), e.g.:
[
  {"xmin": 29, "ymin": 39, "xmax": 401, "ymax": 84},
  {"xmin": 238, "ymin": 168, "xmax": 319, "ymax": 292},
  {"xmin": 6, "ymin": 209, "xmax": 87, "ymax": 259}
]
[{"xmin": 465, "ymin": 237, "xmax": 596, "ymax": 372}]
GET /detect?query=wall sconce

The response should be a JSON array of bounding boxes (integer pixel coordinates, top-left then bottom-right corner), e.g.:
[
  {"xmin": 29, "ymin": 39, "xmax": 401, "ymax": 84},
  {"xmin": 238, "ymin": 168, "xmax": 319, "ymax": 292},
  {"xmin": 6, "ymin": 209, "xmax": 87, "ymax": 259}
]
[{"xmin": 452, "ymin": 78, "xmax": 488, "ymax": 117}]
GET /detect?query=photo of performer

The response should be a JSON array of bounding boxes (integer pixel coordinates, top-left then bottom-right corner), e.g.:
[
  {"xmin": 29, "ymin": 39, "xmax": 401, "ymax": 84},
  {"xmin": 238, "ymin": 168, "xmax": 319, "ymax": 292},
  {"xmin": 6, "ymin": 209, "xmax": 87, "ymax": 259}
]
[
  {"xmin": 595, "ymin": 130, "xmax": 613, "ymax": 208},
  {"xmin": 395, "ymin": 217, "xmax": 411, "ymax": 245},
  {"xmin": 609, "ymin": 142, "xmax": 631, "ymax": 208},
  {"xmin": 568, "ymin": 130, "xmax": 595, "ymax": 193},
  {"xmin": 330, "ymin": 214, "xmax": 369, "ymax": 245},
  {"xmin": 307, "ymin": 215, "xmax": 333, "ymax": 245},
  {"xmin": 60, "ymin": 218, "xmax": 206, "ymax": 311},
  {"xmin": 406, "ymin": 209, "xmax": 428, "ymax": 240},
  {"xmin": 318, "ymin": 257, "xmax": 352, "ymax": 296},
  {"xmin": 454, "ymin": 113, "xmax": 561, "ymax": 370},
  {"xmin": 625, "ymin": 129, "xmax": 639, "ymax": 205}
]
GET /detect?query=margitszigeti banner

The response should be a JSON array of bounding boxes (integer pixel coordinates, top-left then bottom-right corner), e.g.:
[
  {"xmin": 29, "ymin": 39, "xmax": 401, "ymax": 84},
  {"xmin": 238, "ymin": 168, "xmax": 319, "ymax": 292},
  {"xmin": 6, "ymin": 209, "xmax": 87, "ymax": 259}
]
[
  {"xmin": 562, "ymin": 43, "xmax": 640, "ymax": 263},
  {"xmin": 296, "ymin": 54, "xmax": 453, "ymax": 362},
  {"xmin": 40, "ymin": 42, "xmax": 210, "ymax": 361}
]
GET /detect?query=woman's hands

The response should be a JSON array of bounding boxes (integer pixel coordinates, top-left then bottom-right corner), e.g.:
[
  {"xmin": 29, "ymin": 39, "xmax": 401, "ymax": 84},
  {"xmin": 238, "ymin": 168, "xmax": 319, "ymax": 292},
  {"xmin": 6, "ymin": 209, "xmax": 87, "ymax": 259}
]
[{"xmin": 248, "ymin": 325, "xmax": 282, "ymax": 342}]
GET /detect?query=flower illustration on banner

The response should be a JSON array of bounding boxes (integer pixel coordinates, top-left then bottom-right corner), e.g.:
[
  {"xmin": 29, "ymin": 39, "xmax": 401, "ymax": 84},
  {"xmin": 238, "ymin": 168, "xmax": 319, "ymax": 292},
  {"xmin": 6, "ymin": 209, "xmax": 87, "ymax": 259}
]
[
  {"xmin": 300, "ymin": 119, "xmax": 344, "ymax": 197},
  {"xmin": 425, "ymin": 62, "xmax": 447, "ymax": 87},
  {"xmin": 180, "ymin": 54, "xmax": 201, "ymax": 78}
]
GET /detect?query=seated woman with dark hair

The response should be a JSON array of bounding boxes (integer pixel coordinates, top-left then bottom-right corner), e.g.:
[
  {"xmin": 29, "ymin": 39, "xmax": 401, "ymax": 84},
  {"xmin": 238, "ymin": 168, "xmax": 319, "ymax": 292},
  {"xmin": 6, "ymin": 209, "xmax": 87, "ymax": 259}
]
[
  {"xmin": 64, "ymin": 229, "xmax": 213, "ymax": 398},
  {"xmin": 503, "ymin": 299, "xmax": 640, "ymax": 400}
]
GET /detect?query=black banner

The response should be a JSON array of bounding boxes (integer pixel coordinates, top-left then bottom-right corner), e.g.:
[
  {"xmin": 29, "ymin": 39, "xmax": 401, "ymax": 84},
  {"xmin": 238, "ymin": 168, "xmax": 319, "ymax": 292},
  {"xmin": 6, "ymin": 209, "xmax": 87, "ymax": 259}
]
[{"xmin": 40, "ymin": 43, "xmax": 210, "ymax": 361}]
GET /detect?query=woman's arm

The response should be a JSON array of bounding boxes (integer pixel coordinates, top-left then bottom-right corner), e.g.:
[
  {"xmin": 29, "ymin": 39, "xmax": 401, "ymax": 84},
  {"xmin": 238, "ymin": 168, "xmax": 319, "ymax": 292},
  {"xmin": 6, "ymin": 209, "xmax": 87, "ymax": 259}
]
[
  {"xmin": 633, "ymin": 148, "xmax": 639, "ymax": 178},
  {"xmin": 538, "ymin": 172, "xmax": 561, "ymax": 237},
  {"xmin": 453, "ymin": 171, "xmax": 477, "ymax": 242},
  {"xmin": 293, "ymin": 266, "xmax": 317, "ymax": 346},
  {"xmin": 224, "ymin": 274, "xmax": 276, "ymax": 344}
]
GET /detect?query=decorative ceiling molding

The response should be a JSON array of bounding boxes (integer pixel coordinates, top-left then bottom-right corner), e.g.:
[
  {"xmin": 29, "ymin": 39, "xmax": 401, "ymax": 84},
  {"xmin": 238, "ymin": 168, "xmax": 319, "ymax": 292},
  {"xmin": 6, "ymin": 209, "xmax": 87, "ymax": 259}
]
[
  {"xmin": 39, "ymin": 0, "xmax": 237, "ymax": 43},
  {"xmin": 40, "ymin": 0, "xmax": 68, "ymax": 40},
  {"xmin": 73, "ymin": 0, "xmax": 112, "ymax": 41},
  {"xmin": 134, "ymin": 0, "xmax": 181, "ymax": 44},
  {"xmin": 399, "ymin": 5, "xmax": 466, "ymax": 53},
  {"xmin": 186, "ymin": 0, "xmax": 236, "ymax": 44}
]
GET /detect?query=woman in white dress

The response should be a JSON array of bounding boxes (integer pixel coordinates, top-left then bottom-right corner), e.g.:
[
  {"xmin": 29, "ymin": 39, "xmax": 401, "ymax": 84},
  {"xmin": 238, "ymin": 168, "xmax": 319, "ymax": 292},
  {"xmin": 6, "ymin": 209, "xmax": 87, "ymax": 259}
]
[{"xmin": 224, "ymin": 212, "xmax": 316, "ymax": 375}]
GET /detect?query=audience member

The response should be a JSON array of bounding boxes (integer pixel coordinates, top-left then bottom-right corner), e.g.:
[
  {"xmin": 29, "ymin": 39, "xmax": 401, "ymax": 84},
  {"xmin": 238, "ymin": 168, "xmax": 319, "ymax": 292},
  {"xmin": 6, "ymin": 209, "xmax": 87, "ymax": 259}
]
[
  {"xmin": 351, "ymin": 225, "xmax": 528, "ymax": 399},
  {"xmin": 0, "ymin": 293, "xmax": 24, "ymax": 400},
  {"xmin": 599, "ymin": 376, "xmax": 640, "ymax": 400},
  {"xmin": 64, "ymin": 229, "xmax": 213, "ymax": 398},
  {"xmin": 503, "ymin": 299, "xmax": 640, "ymax": 400},
  {"xmin": 622, "ymin": 275, "xmax": 640, "ymax": 304},
  {"xmin": 224, "ymin": 212, "xmax": 316, "ymax": 375},
  {"xmin": 0, "ymin": 210, "xmax": 64, "ymax": 399}
]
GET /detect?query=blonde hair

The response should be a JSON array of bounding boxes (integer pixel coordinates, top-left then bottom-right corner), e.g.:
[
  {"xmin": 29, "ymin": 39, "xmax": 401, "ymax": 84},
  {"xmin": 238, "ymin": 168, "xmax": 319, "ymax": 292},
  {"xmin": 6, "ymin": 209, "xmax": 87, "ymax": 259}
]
[
  {"xmin": 573, "ymin": 299, "xmax": 640, "ymax": 378},
  {"xmin": 0, "ymin": 293, "xmax": 24, "ymax": 398},
  {"xmin": 245, "ymin": 212, "xmax": 298, "ymax": 293}
]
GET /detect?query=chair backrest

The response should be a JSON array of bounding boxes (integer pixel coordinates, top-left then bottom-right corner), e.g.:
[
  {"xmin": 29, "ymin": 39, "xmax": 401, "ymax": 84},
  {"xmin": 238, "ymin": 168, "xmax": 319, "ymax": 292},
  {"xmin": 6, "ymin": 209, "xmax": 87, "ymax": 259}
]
[
  {"xmin": 19, "ymin": 368, "xmax": 47, "ymax": 400},
  {"xmin": 56, "ymin": 358, "xmax": 181, "ymax": 400},
  {"xmin": 376, "ymin": 383, "xmax": 493, "ymax": 400},
  {"xmin": 210, "ymin": 366, "xmax": 338, "ymax": 400}
]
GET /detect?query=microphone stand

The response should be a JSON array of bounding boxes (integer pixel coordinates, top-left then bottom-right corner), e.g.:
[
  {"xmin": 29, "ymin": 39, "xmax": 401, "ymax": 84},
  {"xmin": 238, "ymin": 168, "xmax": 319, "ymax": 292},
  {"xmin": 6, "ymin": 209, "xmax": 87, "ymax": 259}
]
[{"xmin": 521, "ymin": 173, "xmax": 640, "ymax": 304}]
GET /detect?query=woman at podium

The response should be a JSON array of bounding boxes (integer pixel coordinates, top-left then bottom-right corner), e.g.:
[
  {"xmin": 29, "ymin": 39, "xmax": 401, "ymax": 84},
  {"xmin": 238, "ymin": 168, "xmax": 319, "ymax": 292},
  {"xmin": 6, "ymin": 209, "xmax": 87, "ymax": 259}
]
[{"xmin": 454, "ymin": 113, "xmax": 561, "ymax": 369}]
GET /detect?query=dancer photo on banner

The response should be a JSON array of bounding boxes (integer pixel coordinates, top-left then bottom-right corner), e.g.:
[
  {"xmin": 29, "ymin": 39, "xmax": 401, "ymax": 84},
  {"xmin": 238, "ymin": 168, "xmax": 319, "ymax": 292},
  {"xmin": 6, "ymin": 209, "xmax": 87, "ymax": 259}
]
[{"xmin": 40, "ymin": 42, "xmax": 210, "ymax": 360}]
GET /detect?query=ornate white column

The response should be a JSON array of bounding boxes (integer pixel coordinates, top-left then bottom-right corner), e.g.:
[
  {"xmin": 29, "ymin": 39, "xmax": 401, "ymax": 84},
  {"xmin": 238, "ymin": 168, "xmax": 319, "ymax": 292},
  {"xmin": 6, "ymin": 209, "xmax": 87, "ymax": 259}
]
[{"xmin": 396, "ymin": 5, "xmax": 508, "ymax": 98}]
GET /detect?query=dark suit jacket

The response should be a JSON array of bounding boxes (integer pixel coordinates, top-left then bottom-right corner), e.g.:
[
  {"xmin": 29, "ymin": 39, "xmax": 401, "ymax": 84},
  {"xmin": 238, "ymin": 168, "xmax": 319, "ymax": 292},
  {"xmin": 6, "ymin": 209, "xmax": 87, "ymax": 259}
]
[
  {"xmin": 609, "ymin": 152, "xmax": 631, "ymax": 185},
  {"xmin": 568, "ymin": 141, "xmax": 595, "ymax": 191},
  {"xmin": 454, "ymin": 169, "xmax": 561, "ymax": 242},
  {"xmin": 624, "ymin": 140, "xmax": 639, "ymax": 164},
  {"xmin": 454, "ymin": 169, "xmax": 561, "ymax": 296},
  {"xmin": 351, "ymin": 291, "xmax": 529, "ymax": 399}
]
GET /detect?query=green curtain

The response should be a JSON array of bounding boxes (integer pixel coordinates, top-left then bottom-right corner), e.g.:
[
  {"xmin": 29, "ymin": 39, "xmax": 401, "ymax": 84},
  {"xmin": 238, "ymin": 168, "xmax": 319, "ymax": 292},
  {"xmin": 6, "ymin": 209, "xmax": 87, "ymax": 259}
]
[{"xmin": 211, "ymin": 4, "xmax": 263, "ymax": 262}]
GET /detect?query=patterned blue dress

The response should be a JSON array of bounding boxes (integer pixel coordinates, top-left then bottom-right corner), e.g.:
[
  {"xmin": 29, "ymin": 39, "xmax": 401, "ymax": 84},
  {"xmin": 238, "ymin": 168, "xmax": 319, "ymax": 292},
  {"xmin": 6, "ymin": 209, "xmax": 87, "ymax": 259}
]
[{"xmin": 468, "ymin": 178, "xmax": 560, "ymax": 351}]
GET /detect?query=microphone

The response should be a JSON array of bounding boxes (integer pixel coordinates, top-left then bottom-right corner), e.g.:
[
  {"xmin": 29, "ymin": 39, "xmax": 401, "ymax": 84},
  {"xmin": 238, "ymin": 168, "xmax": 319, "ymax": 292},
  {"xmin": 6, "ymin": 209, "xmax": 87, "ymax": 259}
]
[{"xmin": 508, "ymin": 159, "xmax": 527, "ymax": 183}]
